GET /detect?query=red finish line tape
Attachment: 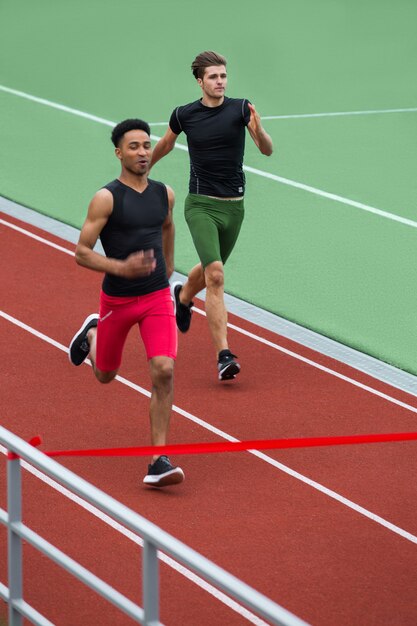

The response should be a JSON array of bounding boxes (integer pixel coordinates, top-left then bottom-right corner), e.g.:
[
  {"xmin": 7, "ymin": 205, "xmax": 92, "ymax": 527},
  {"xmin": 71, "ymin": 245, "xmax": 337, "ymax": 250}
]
[
  {"xmin": 7, "ymin": 436, "xmax": 42, "ymax": 460},
  {"xmin": 8, "ymin": 432, "xmax": 416, "ymax": 460}
]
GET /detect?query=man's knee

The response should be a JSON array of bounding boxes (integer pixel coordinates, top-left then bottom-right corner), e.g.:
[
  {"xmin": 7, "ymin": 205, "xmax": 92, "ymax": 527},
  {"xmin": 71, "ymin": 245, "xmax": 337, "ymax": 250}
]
[
  {"xmin": 150, "ymin": 358, "xmax": 174, "ymax": 387},
  {"xmin": 205, "ymin": 262, "xmax": 224, "ymax": 289},
  {"xmin": 94, "ymin": 368, "xmax": 117, "ymax": 384}
]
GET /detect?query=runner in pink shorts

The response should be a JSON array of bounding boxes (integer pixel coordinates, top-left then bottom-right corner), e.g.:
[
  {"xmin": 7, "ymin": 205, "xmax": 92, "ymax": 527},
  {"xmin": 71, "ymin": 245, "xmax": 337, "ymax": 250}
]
[{"xmin": 68, "ymin": 118, "xmax": 184, "ymax": 488}]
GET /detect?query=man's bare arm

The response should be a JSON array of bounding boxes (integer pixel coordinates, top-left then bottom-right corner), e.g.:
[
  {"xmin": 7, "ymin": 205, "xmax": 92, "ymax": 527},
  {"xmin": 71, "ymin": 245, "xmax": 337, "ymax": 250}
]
[
  {"xmin": 162, "ymin": 185, "xmax": 175, "ymax": 278},
  {"xmin": 149, "ymin": 127, "xmax": 179, "ymax": 169}
]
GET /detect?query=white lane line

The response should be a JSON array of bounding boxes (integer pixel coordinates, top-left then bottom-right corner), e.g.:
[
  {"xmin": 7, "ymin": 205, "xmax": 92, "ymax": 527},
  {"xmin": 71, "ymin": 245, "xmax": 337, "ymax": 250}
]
[
  {"xmin": 0, "ymin": 218, "xmax": 75, "ymax": 255},
  {"xmin": 0, "ymin": 85, "xmax": 115, "ymax": 127},
  {"xmin": 2, "ymin": 215, "xmax": 417, "ymax": 411},
  {"xmin": 1, "ymin": 308, "xmax": 417, "ymax": 547},
  {"xmin": 242, "ymin": 165, "xmax": 417, "ymax": 229},
  {"xmin": 199, "ymin": 308, "xmax": 417, "ymax": 414},
  {"xmin": 1, "ymin": 84, "xmax": 416, "ymax": 229},
  {"xmin": 0, "ymin": 84, "xmax": 162, "ymax": 145},
  {"xmin": 0, "ymin": 443, "xmax": 268, "ymax": 626},
  {"xmin": 261, "ymin": 107, "xmax": 417, "ymax": 120},
  {"xmin": 88, "ymin": 107, "xmax": 417, "ymax": 126}
]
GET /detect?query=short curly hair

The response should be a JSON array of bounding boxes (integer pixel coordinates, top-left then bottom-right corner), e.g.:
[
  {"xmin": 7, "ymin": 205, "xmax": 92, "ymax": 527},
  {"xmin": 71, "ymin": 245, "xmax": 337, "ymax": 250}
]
[
  {"xmin": 111, "ymin": 118, "xmax": 151, "ymax": 147},
  {"xmin": 191, "ymin": 51, "xmax": 227, "ymax": 80}
]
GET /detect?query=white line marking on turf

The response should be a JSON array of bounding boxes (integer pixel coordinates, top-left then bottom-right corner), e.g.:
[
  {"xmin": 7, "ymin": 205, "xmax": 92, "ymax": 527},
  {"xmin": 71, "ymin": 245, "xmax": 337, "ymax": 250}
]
[
  {"xmin": 261, "ymin": 107, "xmax": 417, "ymax": 120},
  {"xmin": 242, "ymin": 165, "xmax": 417, "ymax": 229},
  {"xmin": 2, "ymin": 216, "xmax": 417, "ymax": 410},
  {"xmin": 0, "ymin": 85, "xmax": 115, "ymax": 127},
  {"xmin": 1, "ymin": 308, "xmax": 417, "ymax": 547},
  {"xmin": 92, "ymin": 106, "xmax": 417, "ymax": 126},
  {"xmin": 0, "ymin": 444, "xmax": 267, "ymax": 626},
  {"xmin": 1, "ymin": 84, "xmax": 417, "ymax": 229},
  {"xmin": 0, "ymin": 84, "xmax": 159, "ymax": 144}
]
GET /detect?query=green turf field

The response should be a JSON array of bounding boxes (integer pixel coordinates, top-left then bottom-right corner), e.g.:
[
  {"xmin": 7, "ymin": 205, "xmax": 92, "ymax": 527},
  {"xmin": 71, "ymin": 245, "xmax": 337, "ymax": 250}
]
[{"xmin": 1, "ymin": 0, "xmax": 417, "ymax": 374}]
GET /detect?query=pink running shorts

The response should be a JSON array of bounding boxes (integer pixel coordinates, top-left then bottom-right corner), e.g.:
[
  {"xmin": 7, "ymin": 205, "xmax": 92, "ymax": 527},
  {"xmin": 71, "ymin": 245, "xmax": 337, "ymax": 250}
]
[{"xmin": 96, "ymin": 287, "xmax": 177, "ymax": 372}]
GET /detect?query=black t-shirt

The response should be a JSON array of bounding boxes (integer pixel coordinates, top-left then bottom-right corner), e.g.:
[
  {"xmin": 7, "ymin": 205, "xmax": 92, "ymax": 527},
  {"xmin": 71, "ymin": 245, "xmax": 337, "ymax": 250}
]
[
  {"xmin": 169, "ymin": 97, "xmax": 251, "ymax": 197},
  {"xmin": 100, "ymin": 178, "xmax": 169, "ymax": 296}
]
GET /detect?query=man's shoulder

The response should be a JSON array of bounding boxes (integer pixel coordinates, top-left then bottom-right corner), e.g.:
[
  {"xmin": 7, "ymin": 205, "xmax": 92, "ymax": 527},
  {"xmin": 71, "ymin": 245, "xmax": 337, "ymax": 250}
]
[
  {"xmin": 224, "ymin": 97, "xmax": 251, "ymax": 124},
  {"xmin": 147, "ymin": 178, "xmax": 166, "ymax": 189},
  {"xmin": 175, "ymin": 100, "xmax": 200, "ymax": 115},
  {"xmin": 224, "ymin": 97, "xmax": 250, "ymax": 108},
  {"xmin": 225, "ymin": 96, "xmax": 248, "ymax": 103},
  {"xmin": 148, "ymin": 179, "xmax": 169, "ymax": 198},
  {"xmin": 102, "ymin": 179, "xmax": 124, "ymax": 195}
]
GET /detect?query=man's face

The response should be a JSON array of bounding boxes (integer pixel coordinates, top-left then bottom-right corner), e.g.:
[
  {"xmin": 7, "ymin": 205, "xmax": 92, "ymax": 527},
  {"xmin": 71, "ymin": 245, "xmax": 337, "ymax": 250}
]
[
  {"xmin": 116, "ymin": 129, "xmax": 152, "ymax": 175},
  {"xmin": 198, "ymin": 65, "xmax": 227, "ymax": 100}
]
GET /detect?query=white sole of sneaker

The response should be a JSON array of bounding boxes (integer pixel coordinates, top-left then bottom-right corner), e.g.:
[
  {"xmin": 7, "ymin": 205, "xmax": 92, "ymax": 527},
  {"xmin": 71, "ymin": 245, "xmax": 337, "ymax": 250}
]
[
  {"xmin": 68, "ymin": 313, "xmax": 99, "ymax": 364},
  {"xmin": 218, "ymin": 362, "xmax": 241, "ymax": 381},
  {"xmin": 143, "ymin": 467, "xmax": 185, "ymax": 487},
  {"xmin": 170, "ymin": 280, "xmax": 183, "ymax": 315},
  {"xmin": 170, "ymin": 280, "xmax": 193, "ymax": 333}
]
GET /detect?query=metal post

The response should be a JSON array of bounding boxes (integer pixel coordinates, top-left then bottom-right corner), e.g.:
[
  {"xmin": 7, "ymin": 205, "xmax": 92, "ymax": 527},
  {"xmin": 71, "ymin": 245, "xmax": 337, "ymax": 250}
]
[
  {"xmin": 142, "ymin": 540, "xmax": 159, "ymax": 626},
  {"xmin": 7, "ymin": 457, "xmax": 23, "ymax": 626}
]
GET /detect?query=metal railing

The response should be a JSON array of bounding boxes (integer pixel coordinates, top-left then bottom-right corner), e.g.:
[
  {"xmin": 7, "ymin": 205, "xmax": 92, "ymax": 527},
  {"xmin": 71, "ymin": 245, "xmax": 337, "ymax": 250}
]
[{"xmin": 0, "ymin": 426, "xmax": 309, "ymax": 626}]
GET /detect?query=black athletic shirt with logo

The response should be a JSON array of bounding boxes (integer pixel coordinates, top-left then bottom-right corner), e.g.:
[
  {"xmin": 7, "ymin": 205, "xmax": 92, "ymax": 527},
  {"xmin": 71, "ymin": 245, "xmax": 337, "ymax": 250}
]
[
  {"xmin": 100, "ymin": 178, "xmax": 169, "ymax": 297},
  {"xmin": 169, "ymin": 97, "xmax": 251, "ymax": 198}
]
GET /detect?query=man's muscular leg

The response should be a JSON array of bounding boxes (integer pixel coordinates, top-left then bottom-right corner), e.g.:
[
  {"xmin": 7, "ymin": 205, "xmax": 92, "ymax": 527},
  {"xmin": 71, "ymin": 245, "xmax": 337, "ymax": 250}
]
[
  {"xmin": 148, "ymin": 356, "xmax": 174, "ymax": 461},
  {"xmin": 87, "ymin": 327, "xmax": 118, "ymax": 383},
  {"xmin": 203, "ymin": 261, "xmax": 228, "ymax": 353},
  {"xmin": 178, "ymin": 263, "xmax": 206, "ymax": 305}
]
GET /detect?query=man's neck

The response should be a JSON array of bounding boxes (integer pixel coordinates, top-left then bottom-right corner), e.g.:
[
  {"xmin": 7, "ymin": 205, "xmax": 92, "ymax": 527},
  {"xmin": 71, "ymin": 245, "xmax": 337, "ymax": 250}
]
[
  {"xmin": 119, "ymin": 171, "xmax": 149, "ymax": 192},
  {"xmin": 200, "ymin": 94, "xmax": 224, "ymax": 108}
]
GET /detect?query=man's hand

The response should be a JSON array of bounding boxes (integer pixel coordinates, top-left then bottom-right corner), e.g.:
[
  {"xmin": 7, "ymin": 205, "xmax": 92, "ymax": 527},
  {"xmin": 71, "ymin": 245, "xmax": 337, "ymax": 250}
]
[
  {"xmin": 119, "ymin": 249, "xmax": 156, "ymax": 278},
  {"xmin": 248, "ymin": 103, "xmax": 262, "ymax": 135},
  {"xmin": 247, "ymin": 103, "xmax": 273, "ymax": 156}
]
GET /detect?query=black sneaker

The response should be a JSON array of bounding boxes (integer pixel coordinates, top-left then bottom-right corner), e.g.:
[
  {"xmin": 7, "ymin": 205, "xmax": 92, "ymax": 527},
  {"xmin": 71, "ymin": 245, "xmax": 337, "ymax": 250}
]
[
  {"xmin": 68, "ymin": 314, "xmax": 98, "ymax": 366},
  {"xmin": 171, "ymin": 281, "xmax": 193, "ymax": 333},
  {"xmin": 218, "ymin": 350, "xmax": 240, "ymax": 381},
  {"xmin": 143, "ymin": 455, "xmax": 185, "ymax": 487}
]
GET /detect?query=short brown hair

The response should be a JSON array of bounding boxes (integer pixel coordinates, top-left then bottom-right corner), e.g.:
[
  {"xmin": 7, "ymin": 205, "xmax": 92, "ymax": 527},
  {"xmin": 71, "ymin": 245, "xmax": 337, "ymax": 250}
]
[{"xmin": 191, "ymin": 51, "xmax": 227, "ymax": 80}]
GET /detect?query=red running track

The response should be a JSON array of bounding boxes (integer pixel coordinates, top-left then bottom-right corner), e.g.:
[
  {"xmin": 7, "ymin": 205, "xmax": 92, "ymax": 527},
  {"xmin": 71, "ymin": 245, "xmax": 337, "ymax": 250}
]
[{"xmin": 1, "ymin": 212, "xmax": 417, "ymax": 625}]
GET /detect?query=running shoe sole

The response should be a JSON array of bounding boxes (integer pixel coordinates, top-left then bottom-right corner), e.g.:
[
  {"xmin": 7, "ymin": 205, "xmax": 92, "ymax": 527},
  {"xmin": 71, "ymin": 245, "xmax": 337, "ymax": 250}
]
[
  {"xmin": 171, "ymin": 280, "xmax": 193, "ymax": 333},
  {"xmin": 143, "ymin": 467, "xmax": 185, "ymax": 487},
  {"xmin": 68, "ymin": 313, "xmax": 98, "ymax": 366},
  {"xmin": 218, "ymin": 361, "xmax": 241, "ymax": 381},
  {"xmin": 171, "ymin": 280, "xmax": 182, "ymax": 315}
]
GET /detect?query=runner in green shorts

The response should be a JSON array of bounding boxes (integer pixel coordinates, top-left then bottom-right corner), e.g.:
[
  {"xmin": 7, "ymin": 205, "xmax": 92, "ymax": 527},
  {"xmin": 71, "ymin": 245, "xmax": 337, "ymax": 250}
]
[{"xmin": 150, "ymin": 50, "xmax": 273, "ymax": 381}]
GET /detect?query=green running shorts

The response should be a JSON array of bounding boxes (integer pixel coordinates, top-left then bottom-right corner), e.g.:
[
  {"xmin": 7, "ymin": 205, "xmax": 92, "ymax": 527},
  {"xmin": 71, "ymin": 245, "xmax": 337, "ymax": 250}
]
[{"xmin": 184, "ymin": 193, "xmax": 245, "ymax": 268}]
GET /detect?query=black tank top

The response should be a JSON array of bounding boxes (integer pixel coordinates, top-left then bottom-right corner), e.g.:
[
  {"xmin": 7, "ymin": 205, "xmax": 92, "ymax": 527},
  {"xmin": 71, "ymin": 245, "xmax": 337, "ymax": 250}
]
[{"xmin": 100, "ymin": 178, "xmax": 169, "ymax": 296}]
